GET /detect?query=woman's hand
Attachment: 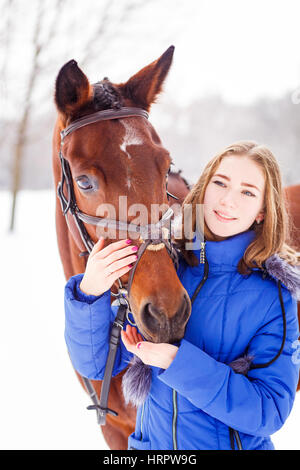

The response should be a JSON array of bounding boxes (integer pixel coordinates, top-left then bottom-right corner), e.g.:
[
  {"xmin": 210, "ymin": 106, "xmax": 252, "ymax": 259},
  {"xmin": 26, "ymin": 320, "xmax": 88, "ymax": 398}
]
[
  {"xmin": 79, "ymin": 237, "xmax": 138, "ymax": 296},
  {"xmin": 121, "ymin": 325, "xmax": 178, "ymax": 370}
]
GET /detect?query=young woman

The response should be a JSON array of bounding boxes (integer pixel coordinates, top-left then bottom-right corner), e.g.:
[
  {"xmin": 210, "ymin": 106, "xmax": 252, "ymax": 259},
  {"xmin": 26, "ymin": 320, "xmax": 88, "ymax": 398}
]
[{"xmin": 64, "ymin": 141, "xmax": 300, "ymax": 450}]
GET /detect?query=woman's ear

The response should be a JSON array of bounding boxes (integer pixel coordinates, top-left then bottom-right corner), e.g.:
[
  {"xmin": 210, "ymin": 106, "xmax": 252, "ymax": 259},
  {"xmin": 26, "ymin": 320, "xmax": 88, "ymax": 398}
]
[{"xmin": 256, "ymin": 211, "xmax": 264, "ymax": 224}]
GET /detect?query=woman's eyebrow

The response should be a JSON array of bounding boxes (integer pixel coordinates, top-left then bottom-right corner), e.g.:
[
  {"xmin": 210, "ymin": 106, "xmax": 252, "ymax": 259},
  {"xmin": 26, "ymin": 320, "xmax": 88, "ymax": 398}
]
[{"xmin": 213, "ymin": 173, "xmax": 261, "ymax": 192}]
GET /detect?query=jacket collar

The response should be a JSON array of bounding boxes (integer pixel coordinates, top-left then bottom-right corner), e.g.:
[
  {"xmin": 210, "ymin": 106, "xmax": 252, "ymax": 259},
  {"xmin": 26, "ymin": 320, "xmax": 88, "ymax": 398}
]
[
  {"xmin": 193, "ymin": 229, "xmax": 256, "ymax": 271},
  {"xmin": 192, "ymin": 230, "xmax": 300, "ymax": 299}
]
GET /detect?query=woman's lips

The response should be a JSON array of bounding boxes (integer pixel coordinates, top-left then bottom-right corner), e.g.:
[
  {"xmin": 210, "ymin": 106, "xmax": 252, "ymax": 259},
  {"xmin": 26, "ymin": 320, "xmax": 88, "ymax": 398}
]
[{"xmin": 214, "ymin": 210, "xmax": 237, "ymax": 223}]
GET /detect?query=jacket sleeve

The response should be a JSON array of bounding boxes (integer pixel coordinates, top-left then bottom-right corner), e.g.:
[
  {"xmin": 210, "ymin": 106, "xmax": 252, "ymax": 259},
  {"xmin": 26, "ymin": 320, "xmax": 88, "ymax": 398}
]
[
  {"xmin": 64, "ymin": 273, "xmax": 133, "ymax": 380},
  {"xmin": 158, "ymin": 285, "xmax": 300, "ymax": 436}
]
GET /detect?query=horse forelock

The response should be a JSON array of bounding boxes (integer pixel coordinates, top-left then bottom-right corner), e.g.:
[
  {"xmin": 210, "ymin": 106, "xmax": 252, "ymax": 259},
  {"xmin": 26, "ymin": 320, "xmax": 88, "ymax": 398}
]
[{"xmin": 92, "ymin": 79, "xmax": 123, "ymax": 111}]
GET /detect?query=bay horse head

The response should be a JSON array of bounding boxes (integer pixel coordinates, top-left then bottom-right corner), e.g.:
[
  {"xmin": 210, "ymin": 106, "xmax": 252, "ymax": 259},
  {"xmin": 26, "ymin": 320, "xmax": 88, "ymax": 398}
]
[{"xmin": 53, "ymin": 46, "xmax": 191, "ymax": 344}]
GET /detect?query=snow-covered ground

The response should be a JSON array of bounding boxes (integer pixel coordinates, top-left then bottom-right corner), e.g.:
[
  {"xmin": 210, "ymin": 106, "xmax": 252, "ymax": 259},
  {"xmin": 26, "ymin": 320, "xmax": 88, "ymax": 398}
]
[{"xmin": 0, "ymin": 190, "xmax": 299, "ymax": 450}]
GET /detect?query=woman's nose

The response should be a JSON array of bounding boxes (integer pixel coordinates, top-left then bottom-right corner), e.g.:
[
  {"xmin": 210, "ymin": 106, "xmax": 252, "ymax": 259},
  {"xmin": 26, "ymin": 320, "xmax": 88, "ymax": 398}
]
[{"xmin": 219, "ymin": 192, "xmax": 237, "ymax": 208}]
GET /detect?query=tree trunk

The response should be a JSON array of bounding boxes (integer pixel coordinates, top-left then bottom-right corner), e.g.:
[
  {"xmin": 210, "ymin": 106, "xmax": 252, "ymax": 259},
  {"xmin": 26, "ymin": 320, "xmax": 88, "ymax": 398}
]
[{"xmin": 9, "ymin": 1, "xmax": 43, "ymax": 231}]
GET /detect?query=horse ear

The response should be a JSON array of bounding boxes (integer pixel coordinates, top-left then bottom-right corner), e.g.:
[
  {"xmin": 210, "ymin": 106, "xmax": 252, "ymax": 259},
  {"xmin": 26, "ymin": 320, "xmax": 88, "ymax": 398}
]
[
  {"xmin": 54, "ymin": 60, "xmax": 93, "ymax": 119},
  {"xmin": 120, "ymin": 46, "xmax": 174, "ymax": 111}
]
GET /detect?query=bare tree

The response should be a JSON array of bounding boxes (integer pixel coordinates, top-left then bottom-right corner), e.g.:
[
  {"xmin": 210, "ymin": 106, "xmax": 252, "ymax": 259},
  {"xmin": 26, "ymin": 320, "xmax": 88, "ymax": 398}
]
[
  {"xmin": 7, "ymin": 0, "xmax": 162, "ymax": 231},
  {"xmin": 9, "ymin": 1, "xmax": 42, "ymax": 230},
  {"xmin": 9, "ymin": 0, "xmax": 63, "ymax": 230},
  {"xmin": 0, "ymin": 0, "xmax": 14, "ymax": 147},
  {"xmin": 2, "ymin": 0, "xmax": 191, "ymax": 232}
]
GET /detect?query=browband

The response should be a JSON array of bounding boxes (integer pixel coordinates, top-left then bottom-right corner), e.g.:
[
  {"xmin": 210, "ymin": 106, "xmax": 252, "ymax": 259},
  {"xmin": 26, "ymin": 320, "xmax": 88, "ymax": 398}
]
[{"xmin": 60, "ymin": 107, "xmax": 149, "ymax": 139}]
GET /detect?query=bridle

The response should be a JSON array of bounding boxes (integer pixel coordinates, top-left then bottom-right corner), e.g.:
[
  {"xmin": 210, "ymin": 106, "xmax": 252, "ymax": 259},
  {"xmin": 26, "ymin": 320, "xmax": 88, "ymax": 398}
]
[
  {"xmin": 57, "ymin": 105, "xmax": 180, "ymax": 424},
  {"xmin": 57, "ymin": 106, "xmax": 179, "ymax": 300}
]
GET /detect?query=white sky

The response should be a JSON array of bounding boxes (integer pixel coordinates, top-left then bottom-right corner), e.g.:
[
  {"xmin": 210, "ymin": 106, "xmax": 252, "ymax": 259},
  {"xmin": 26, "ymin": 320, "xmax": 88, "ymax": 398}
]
[
  {"xmin": 85, "ymin": 0, "xmax": 300, "ymax": 107},
  {"xmin": 164, "ymin": 0, "xmax": 300, "ymax": 106},
  {"xmin": 2, "ymin": 0, "xmax": 300, "ymax": 118}
]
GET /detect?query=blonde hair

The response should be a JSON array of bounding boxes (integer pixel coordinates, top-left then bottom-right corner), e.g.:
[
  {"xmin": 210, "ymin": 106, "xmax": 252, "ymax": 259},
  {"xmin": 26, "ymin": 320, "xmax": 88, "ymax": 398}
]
[{"xmin": 176, "ymin": 141, "xmax": 300, "ymax": 274}]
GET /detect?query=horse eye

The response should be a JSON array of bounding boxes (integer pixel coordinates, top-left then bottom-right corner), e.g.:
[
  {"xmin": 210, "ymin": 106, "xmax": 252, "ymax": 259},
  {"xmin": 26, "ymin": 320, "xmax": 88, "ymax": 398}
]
[{"xmin": 75, "ymin": 175, "xmax": 94, "ymax": 190}]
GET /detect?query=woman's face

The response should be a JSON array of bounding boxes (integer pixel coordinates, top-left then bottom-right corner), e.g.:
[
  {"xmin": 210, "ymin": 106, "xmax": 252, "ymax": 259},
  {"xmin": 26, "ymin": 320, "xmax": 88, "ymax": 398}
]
[{"xmin": 203, "ymin": 155, "xmax": 265, "ymax": 239}]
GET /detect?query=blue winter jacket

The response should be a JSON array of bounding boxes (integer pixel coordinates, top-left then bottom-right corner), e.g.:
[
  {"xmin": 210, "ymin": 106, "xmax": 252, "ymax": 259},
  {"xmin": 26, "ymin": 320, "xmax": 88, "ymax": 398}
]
[{"xmin": 64, "ymin": 230, "xmax": 300, "ymax": 450}]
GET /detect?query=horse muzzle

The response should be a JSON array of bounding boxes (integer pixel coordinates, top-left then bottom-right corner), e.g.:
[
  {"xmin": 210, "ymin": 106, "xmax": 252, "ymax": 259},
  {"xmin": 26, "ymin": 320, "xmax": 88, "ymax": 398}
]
[{"xmin": 137, "ymin": 292, "xmax": 191, "ymax": 344}]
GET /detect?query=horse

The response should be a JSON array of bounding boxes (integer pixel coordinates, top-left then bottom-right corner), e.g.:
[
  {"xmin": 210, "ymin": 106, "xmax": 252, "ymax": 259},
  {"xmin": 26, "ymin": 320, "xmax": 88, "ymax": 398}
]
[
  {"xmin": 167, "ymin": 169, "xmax": 192, "ymax": 205},
  {"xmin": 284, "ymin": 184, "xmax": 300, "ymax": 390},
  {"xmin": 165, "ymin": 169, "xmax": 192, "ymax": 238},
  {"xmin": 52, "ymin": 47, "xmax": 191, "ymax": 450}
]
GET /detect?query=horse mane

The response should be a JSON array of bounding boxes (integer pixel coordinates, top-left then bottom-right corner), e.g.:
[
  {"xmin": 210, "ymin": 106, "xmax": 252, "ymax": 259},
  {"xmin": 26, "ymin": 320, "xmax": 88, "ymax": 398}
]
[{"xmin": 93, "ymin": 78, "xmax": 123, "ymax": 110}]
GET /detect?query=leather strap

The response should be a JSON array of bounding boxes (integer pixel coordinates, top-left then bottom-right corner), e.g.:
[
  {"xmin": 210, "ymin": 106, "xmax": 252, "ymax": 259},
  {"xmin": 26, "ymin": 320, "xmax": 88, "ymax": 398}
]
[
  {"xmin": 61, "ymin": 107, "xmax": 149, "ymax": 139},
  {"xmin": 76, "ymin": 206, "xmax": 174, "ymax": 236},
  {"xmin": 57, "ymin": 105, "xmax": 179, "ymax": 427},
  {"xmin": 86, "ymin": 303, "xmax": 128, "ymax": 425}
]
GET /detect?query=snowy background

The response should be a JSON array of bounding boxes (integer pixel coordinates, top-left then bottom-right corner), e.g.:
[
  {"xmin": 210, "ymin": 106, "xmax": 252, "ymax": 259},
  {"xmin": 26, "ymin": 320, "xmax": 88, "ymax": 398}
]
[
  {"xmin": 1, "ymin": 0, "xmax": 300, "ymax": 450},
  {"xmin": 0, "ymin": 190, "xmax": 299, "ymax": 450},
  {"xmin": 0, "ymin": 190, "xmax": 108, "ymax": 450}
]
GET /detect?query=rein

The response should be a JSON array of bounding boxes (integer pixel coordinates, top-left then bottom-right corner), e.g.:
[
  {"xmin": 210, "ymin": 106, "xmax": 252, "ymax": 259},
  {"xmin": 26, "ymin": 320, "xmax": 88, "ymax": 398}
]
[{"xmin": 57, "ymin": 106, "xmax": 180, "ymax": 425}]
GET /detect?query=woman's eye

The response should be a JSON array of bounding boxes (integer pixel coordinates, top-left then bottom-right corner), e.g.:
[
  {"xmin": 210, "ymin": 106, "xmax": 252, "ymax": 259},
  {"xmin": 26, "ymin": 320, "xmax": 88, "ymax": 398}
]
[
  {"xmin": 75, "ymin": 176, "xmax": 94, "ymax": 191},
  {"xmin": 213, "ymin": 180, "xmax": 225, "ymax": 187},
  {"xmin": 243, "ymin": 190, "xmax": 255, "ymax": 197},
  {"xmin": 213, "ymin": 180, "xmax": 255, "ymax": 197}
]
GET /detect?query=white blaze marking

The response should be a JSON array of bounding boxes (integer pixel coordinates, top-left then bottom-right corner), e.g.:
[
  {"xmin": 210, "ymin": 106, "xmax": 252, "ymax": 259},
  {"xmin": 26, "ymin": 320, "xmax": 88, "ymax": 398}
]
[{"xmin": 120, "ymin": 120, "xmax": 143, "ymax": 159}]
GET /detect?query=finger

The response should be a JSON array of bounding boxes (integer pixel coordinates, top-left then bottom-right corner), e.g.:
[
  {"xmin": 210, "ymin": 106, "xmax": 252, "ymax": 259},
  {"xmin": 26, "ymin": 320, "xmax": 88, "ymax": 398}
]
[
  {"xmin": 127, "ymin": 325, "xmax": 141, "ymax": 347},
  {"xmin": 136, "ymin": 341, "xmax": 144, "ymax": 350},
  {"xmin": 126, "ymin": 324, "xmax": 136, "ymax": 345},
  {"xmin": 131, "ymin": 327, "xmax": 140, "ymax": 345},
  {"xmin": 137, "ymin": 333, "xmax": 144, "ymax": 342},
  {"xmin": 107, "ymin": 254, "xmax": 138, "ymax": 274},
  {"xmin": 121, "ymin": 330, "xmax": 135, "ymax": 351},
  {"xmin": 89, "ymin": 236, "xmax": 105, "ymax": 256},
  {"xmin": 107, "ymin": 263, "xmax": 133, "ymax": 280},
  {"xmin": 133, "ymin": 331, "xmax": 144, "ymax": 349},
  {"xmin": 101, "ymin": 244, "xmax": 139, "ymax": 265},
  {"xmin": 121, "ymin": 331, "xmax": 131, "ymax": 350},
  {"xmin": 96, "ymin": 239, "xmax": 133, "ymax": 260}
]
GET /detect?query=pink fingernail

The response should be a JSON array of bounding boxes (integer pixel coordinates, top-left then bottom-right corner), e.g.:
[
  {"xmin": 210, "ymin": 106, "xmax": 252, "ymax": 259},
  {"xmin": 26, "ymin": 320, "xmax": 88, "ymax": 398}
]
[
  {"xmin": 137, "ymin": 342, "xmax": 142, "ymax": 349},
  {"xmin": 131, "ymin": 246, "xmax": 138, "ymax": 251},
  {"xmin": 126, "ymin": 239, "xmax": 132, "ymax": 244}
]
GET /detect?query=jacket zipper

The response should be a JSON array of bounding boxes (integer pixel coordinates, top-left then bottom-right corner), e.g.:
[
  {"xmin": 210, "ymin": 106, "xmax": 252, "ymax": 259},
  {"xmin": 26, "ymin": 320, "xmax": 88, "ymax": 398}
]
[
  {"xmin": 172, "ymin": 389, "xmax": 178, "ymax": 450},
  {"xmin": 200, "ymin": 241, "xmax": 206, "ymax": 264},
  {"xmin": 172, "ymin": 241, "xmax": 208, "ymax": 450}
]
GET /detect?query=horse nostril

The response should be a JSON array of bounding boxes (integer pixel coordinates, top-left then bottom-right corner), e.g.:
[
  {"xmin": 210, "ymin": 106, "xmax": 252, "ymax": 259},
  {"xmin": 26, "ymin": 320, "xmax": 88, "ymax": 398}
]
[
  {"xmin": 141, "ymin": 303, "xmax": 165, "ymax": 331},
  {"xmin": 148, "ymin": 303, "xmax": 162, "ymax": 320},
  {"xmin": 177, "ymin": 293, "xmax": 191, "ymax": 323},
  {"xmin": 140, "ymin": 295, "xmax": 191, "ymax": 343},
  {"xmin": 168, "ymin": 294, "xmax": 191, "ymax": 343}
]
